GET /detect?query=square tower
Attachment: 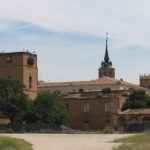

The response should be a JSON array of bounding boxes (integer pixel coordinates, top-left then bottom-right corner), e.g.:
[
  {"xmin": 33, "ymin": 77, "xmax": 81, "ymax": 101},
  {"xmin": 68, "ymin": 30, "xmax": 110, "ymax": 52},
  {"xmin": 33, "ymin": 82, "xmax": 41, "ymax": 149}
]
[
  {"xmin": 0, "ymin": 51, "xmax": 38, "ymax": 99},
  {"xmin": 140, "ymin": 75, "xmax": 150, "ymax": 89}
]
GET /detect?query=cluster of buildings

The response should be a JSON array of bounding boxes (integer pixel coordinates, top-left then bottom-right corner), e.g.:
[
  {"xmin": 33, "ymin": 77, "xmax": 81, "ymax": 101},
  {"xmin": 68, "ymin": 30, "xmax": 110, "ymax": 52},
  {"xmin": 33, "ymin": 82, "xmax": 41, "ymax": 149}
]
[{"xmin": 0, "ymin": 37, "xmax": 150, "ymax": 131}]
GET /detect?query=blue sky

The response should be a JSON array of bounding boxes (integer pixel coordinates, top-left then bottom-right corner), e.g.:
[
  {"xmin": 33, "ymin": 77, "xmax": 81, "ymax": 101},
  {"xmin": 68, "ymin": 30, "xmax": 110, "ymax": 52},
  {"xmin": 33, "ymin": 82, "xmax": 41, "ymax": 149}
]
[{"xmin": 0, "ymin": 0, "xmax": 150, "ymax": 83}]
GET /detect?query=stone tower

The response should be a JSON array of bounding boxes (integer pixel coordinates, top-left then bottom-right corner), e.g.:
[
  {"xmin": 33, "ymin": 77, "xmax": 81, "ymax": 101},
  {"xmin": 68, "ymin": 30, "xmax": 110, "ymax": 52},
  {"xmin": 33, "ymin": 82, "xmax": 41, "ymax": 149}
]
[
  {"xmin": 98, "ymin": 34, "xmax": 115, "ymax": 79},
  {"xmin": 0, "ymin": 51, "xmax": 38, "ymax": 99},
  {"xmin": 140, "ymin": 75, "xmax": 150, "ymax": 89}
]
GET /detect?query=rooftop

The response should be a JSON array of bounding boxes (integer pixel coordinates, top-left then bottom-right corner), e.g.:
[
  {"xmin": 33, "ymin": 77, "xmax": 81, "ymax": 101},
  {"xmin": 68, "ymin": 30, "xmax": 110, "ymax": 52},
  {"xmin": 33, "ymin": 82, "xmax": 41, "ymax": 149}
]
[
  {"xmin": 38, "ymin": 77, "xmax": 120, "ymax": 87},
  {"xmin": 119, "ymin": 108, "xmax": 150, "ymax": 115},
  {"xmin": 0, "ymin": 51, "xmax": 37, "ymax": 56}
]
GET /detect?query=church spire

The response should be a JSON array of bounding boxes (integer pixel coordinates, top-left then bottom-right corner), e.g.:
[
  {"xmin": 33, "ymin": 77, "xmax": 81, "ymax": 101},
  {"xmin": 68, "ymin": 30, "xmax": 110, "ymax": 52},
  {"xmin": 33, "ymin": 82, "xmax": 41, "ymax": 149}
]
[
  {"xmin": 101, "ymin": 33, "xmax": 112, "ymax": 67},
  {"xmin": 98, "ymin": 33, "xmax": 115, "ymax": 79},
  {"xmin": 104, "ymin": 33, "xmax": 110, "ymax": 63}
]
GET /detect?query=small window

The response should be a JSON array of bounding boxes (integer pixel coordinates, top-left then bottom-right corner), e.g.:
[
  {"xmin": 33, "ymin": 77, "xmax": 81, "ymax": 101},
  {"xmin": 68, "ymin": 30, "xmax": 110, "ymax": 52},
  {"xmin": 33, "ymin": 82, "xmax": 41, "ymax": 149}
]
[
  {"xmin": 84, "ymin": 120, "xmax": 89, "ymax": 124},
  {"xmin": 105, "ymin": 103, "xmax": 108, "ymax": 112},
  {"xmin": 83, "ymin": 103, "xmax": 90, "ymax": 113},
  {"xmin": 6, "ymin": 56, "xmax": 12, "ymax": 63},
  {"xmin": 65, "ymin": 103, "xmax": 70, "ymax": 111},
  {"xmin": 79, "ymin": 89, "xmax": 84, "ymax": 93},
  {"xmin": 29, "ymin": 76, "xmax": 32, "ymax": 89},
  {"xmin": 27, "ymin": 57, "xmax": 34, "ymax": 65}
]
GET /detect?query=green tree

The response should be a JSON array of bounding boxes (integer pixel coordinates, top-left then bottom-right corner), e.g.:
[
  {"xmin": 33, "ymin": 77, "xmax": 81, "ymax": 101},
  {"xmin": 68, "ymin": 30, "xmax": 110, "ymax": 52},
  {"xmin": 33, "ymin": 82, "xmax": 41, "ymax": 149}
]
[
  {"xmin": 102, "ymin": 87, "xmax": 111, "ymax": 94},
  {"xmin": 34, "ymin": 91, "xmax": 68, "ymax": 127},
  {"xmin": 122, "ymin": 90, "xmax": 150, "ymax": 110},
  {"xmin": 0, "ymin": 77, "xmax": 30, "ymax": 126}
]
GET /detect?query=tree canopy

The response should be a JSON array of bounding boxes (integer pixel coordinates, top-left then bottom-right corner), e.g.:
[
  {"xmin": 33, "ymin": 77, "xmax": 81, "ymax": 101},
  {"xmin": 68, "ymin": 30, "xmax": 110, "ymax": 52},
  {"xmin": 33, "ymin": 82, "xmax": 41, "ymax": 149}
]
[
  {"xmin": 0, "ymin": 77, "xmax": 68, "ymax": 132},
  {"xmin": 0, "ymin": 77, "xmax": 29, "ymax": 125},
  {"xmin": 34, "ymin": 91, "xmax": 68, "ymax": 127},
  {"xmin": 122, "ymin": 90, "xmax": 150, "ymax": 110}
]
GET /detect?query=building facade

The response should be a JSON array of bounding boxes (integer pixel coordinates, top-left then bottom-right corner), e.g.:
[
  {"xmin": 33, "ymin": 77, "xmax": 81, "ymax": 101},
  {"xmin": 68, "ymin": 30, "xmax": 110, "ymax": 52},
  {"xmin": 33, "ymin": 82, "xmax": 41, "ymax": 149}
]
[
  {"xmin": 59, "ymin": 90, "xmax": 127, "ymax": 130},
  {"xmin": 38, "ymin": 36, "xmax": 149, "ymax": 130},
  {"xmin": 0, "ymin": 38, "xmax": 149, "ymax": 131},
  {"xmin": 140, "ymin": 75, "xmax": 150, "ymax": 89},
  {"xmin": 0, "ymin": 52, "xmax": 38, "ymax": 99},
  {"xmin": 118, "ymin": 109, "xmax": 150, "ymax": 132}
]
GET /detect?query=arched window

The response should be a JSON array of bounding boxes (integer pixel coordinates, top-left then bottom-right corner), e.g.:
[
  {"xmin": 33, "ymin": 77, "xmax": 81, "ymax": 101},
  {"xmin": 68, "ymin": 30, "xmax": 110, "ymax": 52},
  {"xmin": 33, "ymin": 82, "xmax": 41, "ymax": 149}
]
[
  {"xmin": 83, "ymin": 103, "xmax": 90, "ymax": 113},
  {"xmin": 29, "ymin": 76, "xmax": 32, "ymax": 89}
]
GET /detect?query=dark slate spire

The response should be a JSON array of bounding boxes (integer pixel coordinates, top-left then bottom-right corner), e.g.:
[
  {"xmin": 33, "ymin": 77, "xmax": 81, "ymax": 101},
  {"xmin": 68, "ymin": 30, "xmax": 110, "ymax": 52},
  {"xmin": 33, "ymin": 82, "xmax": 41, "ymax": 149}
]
[
  {"xmin": 104, "ymin": 34, "xmax": 110, "ymax": 63},
  {"xmin": 101, "ymin": 33, "xmax": 112, "ymax": 67}
]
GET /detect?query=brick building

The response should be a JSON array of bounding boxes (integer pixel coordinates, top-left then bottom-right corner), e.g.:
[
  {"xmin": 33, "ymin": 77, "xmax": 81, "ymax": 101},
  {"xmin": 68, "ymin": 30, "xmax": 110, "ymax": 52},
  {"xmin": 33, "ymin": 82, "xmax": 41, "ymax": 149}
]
[
  {"xmin": 0, "ymin": 37, "xmax": 150, "ymax": 130},
  {"xmin": 59, "ymin": 90, "xmax": 127, "ymax": 130},
  {"xmin": 140, "ymin": 75, "xmax": 150, "ymax": 89},
  {"xmin": 118, "ymin": 109, "xmax": 150, "ymax": 132},
  {"xmin": 38, "ymin": 37, "xmax": 149, "ymax": 130},
  {"xmin": 0, "ymin": 51, "xmax": 38, "ymax": 99}
]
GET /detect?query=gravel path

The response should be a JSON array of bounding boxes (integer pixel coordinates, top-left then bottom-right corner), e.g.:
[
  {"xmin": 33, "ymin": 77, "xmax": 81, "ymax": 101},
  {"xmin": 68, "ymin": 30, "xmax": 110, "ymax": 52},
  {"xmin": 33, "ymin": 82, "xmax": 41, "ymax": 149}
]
[{"xmin": 1, "ymin": 134, "xmax": 130, "ymax": 150}]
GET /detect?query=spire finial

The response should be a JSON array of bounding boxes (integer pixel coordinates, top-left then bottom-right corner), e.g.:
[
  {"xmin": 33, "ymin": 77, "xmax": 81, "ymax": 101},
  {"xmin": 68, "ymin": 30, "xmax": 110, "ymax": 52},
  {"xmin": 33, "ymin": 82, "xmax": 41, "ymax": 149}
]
[{"xmin": 106, "ymin": 32, "xmax": 109, "ymax": 41}]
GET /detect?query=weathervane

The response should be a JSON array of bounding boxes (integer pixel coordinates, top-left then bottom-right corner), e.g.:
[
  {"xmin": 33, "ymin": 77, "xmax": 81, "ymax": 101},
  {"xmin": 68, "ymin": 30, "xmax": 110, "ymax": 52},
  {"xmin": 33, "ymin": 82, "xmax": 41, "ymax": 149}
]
[{"xmin": 106, "ymin": 32, "xmax": 109, "ymax": 41}]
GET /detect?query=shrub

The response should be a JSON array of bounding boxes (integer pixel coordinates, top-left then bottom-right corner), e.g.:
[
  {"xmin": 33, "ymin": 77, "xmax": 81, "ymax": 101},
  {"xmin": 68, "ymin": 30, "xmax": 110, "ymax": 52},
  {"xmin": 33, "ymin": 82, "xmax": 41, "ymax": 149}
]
[{"xmin": 101, "ymin": 127, "xmax": 115, "ymax": 134}]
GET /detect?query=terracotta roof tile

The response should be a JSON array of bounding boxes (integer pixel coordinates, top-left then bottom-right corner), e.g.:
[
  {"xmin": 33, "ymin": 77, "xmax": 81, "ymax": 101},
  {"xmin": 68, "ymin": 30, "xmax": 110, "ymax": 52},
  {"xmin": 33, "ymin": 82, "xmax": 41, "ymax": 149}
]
[
  {"xmin": 119, "ymin": 108, "xmax": 150, "ymax": 115},
  {"xmin": 38, "ymin": 77, "xmax": 117, "ymax": 87}
]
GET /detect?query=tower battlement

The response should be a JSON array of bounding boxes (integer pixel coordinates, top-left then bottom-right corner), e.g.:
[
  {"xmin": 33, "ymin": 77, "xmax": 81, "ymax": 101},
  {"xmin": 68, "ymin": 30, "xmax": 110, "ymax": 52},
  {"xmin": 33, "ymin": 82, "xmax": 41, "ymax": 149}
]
[
  {"xmin": 140, "ymin": 74, "xmax": 150, "ymax": 79},
  {"xmin": 140, "ymin": 74, "xmax": 150, "ymax": 89}
]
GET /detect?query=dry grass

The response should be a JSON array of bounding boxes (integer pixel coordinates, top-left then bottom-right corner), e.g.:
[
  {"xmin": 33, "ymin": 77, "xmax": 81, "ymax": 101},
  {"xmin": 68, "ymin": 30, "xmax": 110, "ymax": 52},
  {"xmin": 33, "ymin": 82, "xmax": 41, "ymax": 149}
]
[
  {"xmin": 114, "ymin": 133, "xmax": 150, "ymax": 150},
  {"xmin": 0, "ymin": 136, "xmax": 33, "ymax": 150}
]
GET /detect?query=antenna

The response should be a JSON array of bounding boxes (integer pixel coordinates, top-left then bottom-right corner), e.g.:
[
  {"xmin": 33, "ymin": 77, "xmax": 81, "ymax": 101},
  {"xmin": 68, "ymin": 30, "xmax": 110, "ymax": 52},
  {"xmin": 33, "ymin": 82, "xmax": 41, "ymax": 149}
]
[{"xmin": 32, "ymin": 50, "xmax": 36, "ymax": 54}]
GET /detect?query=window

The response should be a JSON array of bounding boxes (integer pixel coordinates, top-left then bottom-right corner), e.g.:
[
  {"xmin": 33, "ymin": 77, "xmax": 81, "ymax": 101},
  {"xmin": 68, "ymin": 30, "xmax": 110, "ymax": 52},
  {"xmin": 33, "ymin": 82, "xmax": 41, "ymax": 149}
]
[
  {"xmin": 27, "ymin": 57, "xmax": 34, "ymax": 65},
  {"xmin": 105, "ymin": 102, "xmax": 116, "ymax": 113},
  {"xmin": 105, "ymin": 103, "xmax": 109, "ymax": 112},
  {"xmin": 29, "ymin": 76, "xmax": 32, "ymax": 89},
  {"xmin": 83, "ymin": 103, "xmax": 90, "ymax": 113},
  {"xmin": 5, "ymin": 56, "xmax": 12, "ymax": 63},
  {"xmin": 65, "ymin": 103, "xmax": 70, "ymax": 111},
  {"xmin": 79, "ymin": 89, "xmax": 84, "ymax": 93}
]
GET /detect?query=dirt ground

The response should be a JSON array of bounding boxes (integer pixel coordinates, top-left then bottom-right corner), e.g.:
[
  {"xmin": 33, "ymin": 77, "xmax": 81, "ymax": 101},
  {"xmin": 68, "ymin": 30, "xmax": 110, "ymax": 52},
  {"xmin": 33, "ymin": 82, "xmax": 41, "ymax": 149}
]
[{"xmin": 1, "ymin": 134, "xmax": 130, "ymax": 150}]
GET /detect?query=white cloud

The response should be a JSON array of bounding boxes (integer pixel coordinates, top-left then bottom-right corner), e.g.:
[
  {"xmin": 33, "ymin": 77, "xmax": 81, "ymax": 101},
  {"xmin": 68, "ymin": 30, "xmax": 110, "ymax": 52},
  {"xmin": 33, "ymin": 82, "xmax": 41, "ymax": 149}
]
[
  {"xmin": 0, "ymin": 0, "xmax": 150, "ymax": 83},
  {"xmin": 0, "ymin": 0, "xmax": 150, "ymax": 45}
]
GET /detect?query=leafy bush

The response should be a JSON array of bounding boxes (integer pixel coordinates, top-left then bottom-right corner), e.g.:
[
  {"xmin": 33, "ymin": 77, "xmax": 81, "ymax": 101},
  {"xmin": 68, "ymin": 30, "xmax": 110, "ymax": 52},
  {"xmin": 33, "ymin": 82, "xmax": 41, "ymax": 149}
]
[
  {"xmin": 102, "ymin": 87, "xmax": 112, "ymax": 94},
  {"xmin": 0, "ymin": 77, "xmax": 30, "ymax": 126},
  {"xmin": 101, "ymin": 127, "xmax": 116, "ymax": 134},
  {"xmin": 33, "ymin": 91, "xmax": 68, "ymax": 128},
  {"xmin": 0, "ymin": 77, "xmax": 68, "ymax": 132},
  {"xmin": 122, "ymin": 90, "xmax": 150, "ymax": 110}
]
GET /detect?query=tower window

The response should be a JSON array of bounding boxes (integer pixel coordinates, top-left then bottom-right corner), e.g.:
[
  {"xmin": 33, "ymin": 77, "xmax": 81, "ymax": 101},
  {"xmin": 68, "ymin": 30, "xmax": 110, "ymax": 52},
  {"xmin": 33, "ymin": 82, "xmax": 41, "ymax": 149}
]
[
  {"xmin": 5, "ymin": 56, "xmax": 12, "ymax": 63},
  {"xmin": 29, "ymin": 76, "xmax": 32, "ymax": 89},
  {"xmin": 27, "ymin": 57, "xmax": 34, "ymax": 65}
]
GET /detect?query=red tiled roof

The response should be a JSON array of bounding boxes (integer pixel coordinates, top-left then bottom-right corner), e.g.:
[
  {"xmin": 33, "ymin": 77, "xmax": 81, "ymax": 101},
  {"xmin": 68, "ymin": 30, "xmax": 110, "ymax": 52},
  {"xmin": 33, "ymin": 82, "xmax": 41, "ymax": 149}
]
[
  {"xmin": 38, "ymin": 77, "xmax": 150, "ymax": 93},
  {"xmin": 119, "ymin": 108, "xmax": 150, "ymax": 115},
  {"xmin": 38, "ymin": 77, "xmax": 119, "ymax": 87}
]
